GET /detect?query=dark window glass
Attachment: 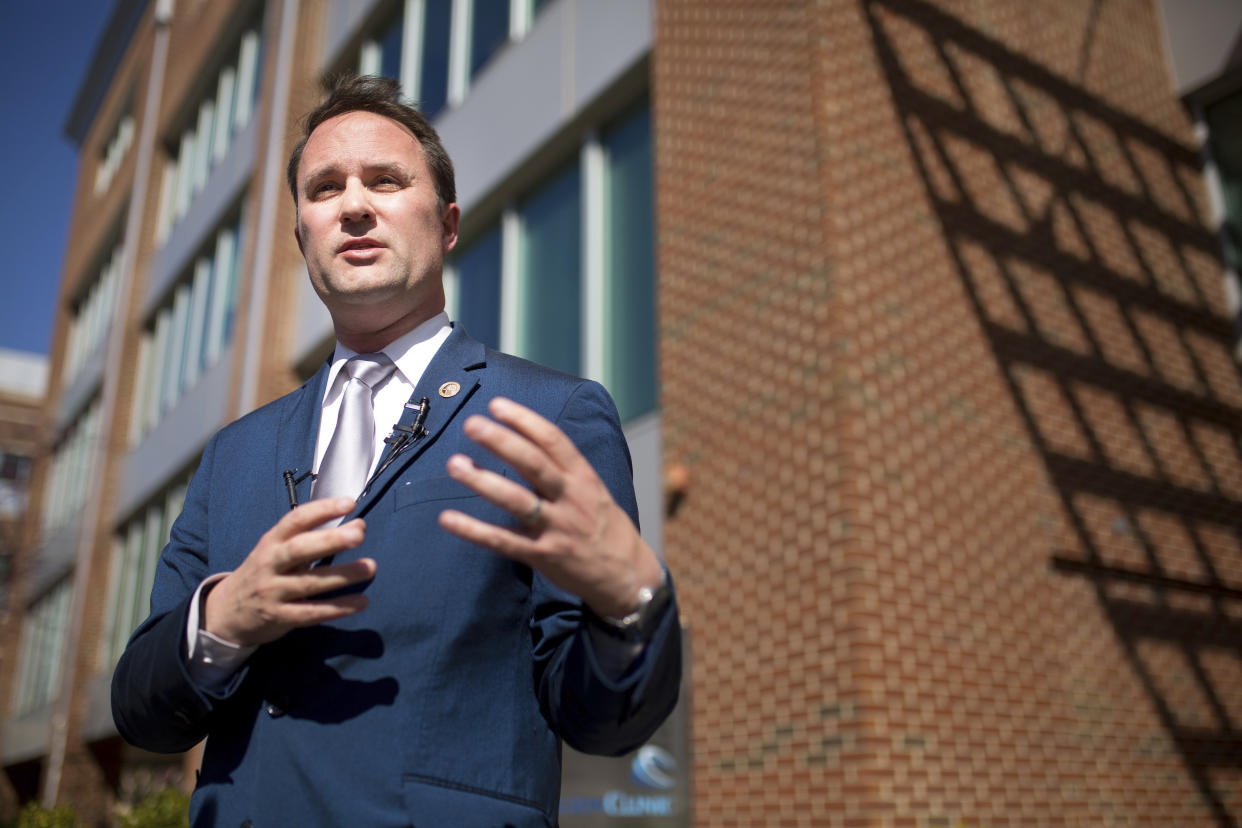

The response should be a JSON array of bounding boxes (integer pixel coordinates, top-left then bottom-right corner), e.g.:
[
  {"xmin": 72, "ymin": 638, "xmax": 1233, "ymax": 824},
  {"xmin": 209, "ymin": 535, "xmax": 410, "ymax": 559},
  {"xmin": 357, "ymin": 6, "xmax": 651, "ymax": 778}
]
[
  {"xmin": 453, "ymin": 223, "xmax": 503, "ymax": 349},
  {"xmin": 419, "ymin": 0, "xmax": 453, "ymax": 118},
  {"xmin": 602, "ymin": 105, "xmax": 657, "ymax": 421},
  {"xmin": 470, "ymin": 0, "xmax": 510, "ymax": 80},
  {"xmin": 1206, "ymin": 91, "xmax": 1242, "ymax": 272},
  {"xmin": 519, "ymin": 161, "xmax": 582, "ymax": 376},
  {"xmin": 379, "ymin": 14, "xmax": 404, "ymax": 80},
  {"xmin": 0, "ymin": 453, "xmax": 31, "ymax": 483},
  {"xmin": 220, "ymin": 221, "xmax": 243, "ymax": 346}
]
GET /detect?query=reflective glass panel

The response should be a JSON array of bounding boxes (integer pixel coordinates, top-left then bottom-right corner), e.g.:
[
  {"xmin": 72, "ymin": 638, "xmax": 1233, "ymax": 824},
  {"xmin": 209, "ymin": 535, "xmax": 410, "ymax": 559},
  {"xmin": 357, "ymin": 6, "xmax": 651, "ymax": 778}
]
[
  {"xmin": 454, "ymin": 222, "xmax": 503, "ymax": 349},
  {"xmin": 603, "ymin": 105, "xmax": 656, "ymax": 421},
  {"xmin": 519, "ymin": 161, "xmax": 582, "ymax": 376}
]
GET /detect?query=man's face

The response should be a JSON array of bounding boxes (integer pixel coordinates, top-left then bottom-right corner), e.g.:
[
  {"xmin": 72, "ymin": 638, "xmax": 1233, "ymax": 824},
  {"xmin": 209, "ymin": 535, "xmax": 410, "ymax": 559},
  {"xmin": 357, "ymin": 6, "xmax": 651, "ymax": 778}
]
[{"xmin": 294, "ymin": 110, "xmax": 458, "ymax": 338}]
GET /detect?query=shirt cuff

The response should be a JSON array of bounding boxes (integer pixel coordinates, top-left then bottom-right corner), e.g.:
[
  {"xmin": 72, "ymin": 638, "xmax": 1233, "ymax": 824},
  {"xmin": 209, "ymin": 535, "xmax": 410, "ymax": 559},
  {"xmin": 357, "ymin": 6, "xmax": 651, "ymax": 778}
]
[{"xmin": 185, "ymin": 573, "xmax": 257, "ymax": 692}]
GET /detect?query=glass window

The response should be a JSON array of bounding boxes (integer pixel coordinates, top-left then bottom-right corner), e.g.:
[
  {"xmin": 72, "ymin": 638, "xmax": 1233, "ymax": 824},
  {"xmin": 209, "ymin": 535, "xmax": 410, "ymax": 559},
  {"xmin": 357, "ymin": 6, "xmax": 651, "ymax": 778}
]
[
  {"xmin": 41, "ymin": 399, "xmax": 102, "ymax": 535},
  {"xmin": 134, "ymin": 217, "xmax": 242, "ymax": 440},
  {"xmin": 360, "ymin": 12, "xmax": 403, "ymax": 79},
  {"xmin": 518, "ymin": 161, "xmax": 581, "ymax": 376},
  {"xmin": 158, "ymin": 19, "xmax": 263, "ymax": 241},
  {"xmin": 12, "ymin": 579, "xmax": 73, "ymax": 715},
  {"xmin": 181, "ymin": 258, "xmax": 213, "ymax": 389},
  {"xmin": 213, "ymin": 67, "xmax": 239, "ymax": 163},
  {"xmin": 234, "ymin": 28, "xmax": 261, "ymax": 130},
  {"xmin": 162, "ymin": 284, "xmax": 192, "ymax": 411},
  {"xmin": 1206, "ymin": 91, "xmax": 1242, "ymax": 273},
  {"xmin": 94, "ymin": 97, "xmax": 135, "ymax": 195},
  {"xmin": 453, "ymin": 223, "xmax": 503, "ymax": 349},
  {"xmin": 470, "ymin": 0, "xmax": 510, "ymax": 80},
  {"xmin": 602, "ymin": 105, "xmax": 657, "ymax": 421},
  {"xmin": 0, "ymin": 452, "xmax": 33, "ymax": 518},
  {"xmin": 63, "ymin": 239, "xmax": 123, "ymax": 386},
  {"xmin": 379, "ymin": 14, "xmax": 404, "ymax": 80},
  {"xmin": 0, "ymin": 452, "xmax": 30, "ymax": 484},
  {"xmin": 98, "ymin": 475, "xmax": 192, "ymax": 670},
  {"xmin": 419, "ymin": 0, "xmax": 453, "ymax": 118}
]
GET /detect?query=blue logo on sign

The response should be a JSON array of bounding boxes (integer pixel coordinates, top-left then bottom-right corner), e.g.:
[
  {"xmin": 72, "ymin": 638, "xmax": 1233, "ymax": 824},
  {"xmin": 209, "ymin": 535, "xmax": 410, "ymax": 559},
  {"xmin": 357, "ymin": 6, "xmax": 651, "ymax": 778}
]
[{"xmin": 629, "ymin": 745, "xmax": 676, "ymax": 791}]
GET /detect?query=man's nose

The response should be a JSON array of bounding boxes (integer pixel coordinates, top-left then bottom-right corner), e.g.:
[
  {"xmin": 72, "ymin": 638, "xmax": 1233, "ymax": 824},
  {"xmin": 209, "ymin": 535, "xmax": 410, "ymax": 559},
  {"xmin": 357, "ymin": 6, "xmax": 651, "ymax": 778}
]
[{"xmin": 338, "ymin": 179, "xmax": 372, "ymax": 223}]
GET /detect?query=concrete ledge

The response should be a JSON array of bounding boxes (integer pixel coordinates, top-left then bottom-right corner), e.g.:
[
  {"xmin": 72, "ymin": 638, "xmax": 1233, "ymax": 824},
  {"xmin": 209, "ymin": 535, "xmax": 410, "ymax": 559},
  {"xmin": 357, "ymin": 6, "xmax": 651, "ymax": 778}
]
[
  {"xmin": 0, "ymin": 707, "xmax": 51, "ymax": 766},
  {"xmin": 29, "ymin": 521, "xmax": 82, "ymax": 598},
  {"xmin": 55, "ymin": 346, "xmax": 105, "ymax": 431}
]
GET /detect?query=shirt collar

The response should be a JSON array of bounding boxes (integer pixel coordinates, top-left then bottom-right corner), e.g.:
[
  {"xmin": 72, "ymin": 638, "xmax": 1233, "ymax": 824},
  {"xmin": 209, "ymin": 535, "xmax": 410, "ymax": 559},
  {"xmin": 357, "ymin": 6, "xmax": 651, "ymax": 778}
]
[{"xmin": 323, "ymin": 311, "xmax": 453, "ymax": 404}]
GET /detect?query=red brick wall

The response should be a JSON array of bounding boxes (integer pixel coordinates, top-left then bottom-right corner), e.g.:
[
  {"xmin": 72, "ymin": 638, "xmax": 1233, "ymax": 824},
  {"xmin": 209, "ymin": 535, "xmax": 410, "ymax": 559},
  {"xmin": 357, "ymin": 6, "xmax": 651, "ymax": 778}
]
[
  {"xmin": 656, "ymin": 1, "xmax": 856, "ymax": 824},
  {"xmin": 656, "ymin": 1, "xmax": 1242, "ymax": 825}
]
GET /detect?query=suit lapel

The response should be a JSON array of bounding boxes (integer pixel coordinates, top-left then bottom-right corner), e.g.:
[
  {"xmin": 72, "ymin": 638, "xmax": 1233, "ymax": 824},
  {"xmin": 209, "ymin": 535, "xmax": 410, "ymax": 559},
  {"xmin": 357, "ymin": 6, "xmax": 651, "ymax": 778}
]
[
  {"xmin": 275, "ymin": 360, "xmax": 330, "ymax": 511},
  {"xmin": 353, "ymin": 326, "xmax": 486, "ymax": 516}
]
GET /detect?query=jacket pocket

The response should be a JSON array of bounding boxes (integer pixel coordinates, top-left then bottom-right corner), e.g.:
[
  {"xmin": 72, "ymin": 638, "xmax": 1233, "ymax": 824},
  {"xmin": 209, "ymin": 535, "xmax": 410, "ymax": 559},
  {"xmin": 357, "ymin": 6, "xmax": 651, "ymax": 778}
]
[
  {"xmin": 402, "ymin": 774, "xmax": 552, "ymax": 827},
  {"xmin": 393, "ymin": 475, "xmax": 478, "ymax": 509}
]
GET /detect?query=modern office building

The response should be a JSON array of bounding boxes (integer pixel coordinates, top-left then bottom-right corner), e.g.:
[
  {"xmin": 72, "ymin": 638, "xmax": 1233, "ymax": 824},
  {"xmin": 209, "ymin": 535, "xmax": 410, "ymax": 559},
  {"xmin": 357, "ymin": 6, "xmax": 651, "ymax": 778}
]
[{"xmin": 1, "ymin": 0, "xmax": 1240, "ymax": 825}]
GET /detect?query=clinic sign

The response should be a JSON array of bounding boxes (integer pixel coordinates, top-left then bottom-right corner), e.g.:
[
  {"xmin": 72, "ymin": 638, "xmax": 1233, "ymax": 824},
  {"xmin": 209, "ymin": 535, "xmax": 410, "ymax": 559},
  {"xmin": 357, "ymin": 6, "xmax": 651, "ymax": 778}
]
[{"xmin": 559, "ymin": 632, "xmax": 691, "ymax": 826}]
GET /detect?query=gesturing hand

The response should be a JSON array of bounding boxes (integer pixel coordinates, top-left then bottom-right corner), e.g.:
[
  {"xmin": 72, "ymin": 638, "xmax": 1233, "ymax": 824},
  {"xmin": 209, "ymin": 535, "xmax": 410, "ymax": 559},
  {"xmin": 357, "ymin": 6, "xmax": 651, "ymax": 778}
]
[
  {"xmin": 438, "ymin": 397, "xmax": 664, "ymax": 618},
  {"xmin": 203, "ymin": 497, "xmax": 376, "ymax": 647}
]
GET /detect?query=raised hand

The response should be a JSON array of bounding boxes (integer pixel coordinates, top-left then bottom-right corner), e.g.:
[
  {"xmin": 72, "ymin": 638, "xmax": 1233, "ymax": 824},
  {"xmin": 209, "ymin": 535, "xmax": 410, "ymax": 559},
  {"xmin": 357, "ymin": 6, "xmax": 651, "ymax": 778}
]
[
  {"xmin": 439, "ymin": 397, "xmax": 664, "ymax": 618},
  {"xmin": 203, "ymin": 497, "xmax": 376, "ymax": 647}
]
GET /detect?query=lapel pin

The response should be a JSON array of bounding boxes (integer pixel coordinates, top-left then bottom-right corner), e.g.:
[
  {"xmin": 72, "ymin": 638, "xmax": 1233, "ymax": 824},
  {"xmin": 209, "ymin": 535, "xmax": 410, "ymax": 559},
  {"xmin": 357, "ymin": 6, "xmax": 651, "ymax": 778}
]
[{"xmin": 438, "ymin": 381, "xmax": 461, "ymax": 398}]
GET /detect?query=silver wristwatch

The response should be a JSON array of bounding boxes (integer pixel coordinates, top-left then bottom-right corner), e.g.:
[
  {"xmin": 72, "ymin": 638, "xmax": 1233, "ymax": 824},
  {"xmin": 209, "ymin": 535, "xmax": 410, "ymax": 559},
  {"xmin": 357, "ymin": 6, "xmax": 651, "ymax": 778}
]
[{"xmin": 588, "ymin": 572, "xmax": 672, "ymax": 643}]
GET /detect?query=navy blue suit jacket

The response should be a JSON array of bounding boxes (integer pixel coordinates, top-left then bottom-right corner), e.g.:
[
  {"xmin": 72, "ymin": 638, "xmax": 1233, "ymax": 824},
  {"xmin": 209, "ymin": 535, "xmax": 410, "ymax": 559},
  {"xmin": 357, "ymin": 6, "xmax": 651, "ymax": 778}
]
[{"xmin": 111, "ymin": 326, "xmax": 681, "ymax": 827}]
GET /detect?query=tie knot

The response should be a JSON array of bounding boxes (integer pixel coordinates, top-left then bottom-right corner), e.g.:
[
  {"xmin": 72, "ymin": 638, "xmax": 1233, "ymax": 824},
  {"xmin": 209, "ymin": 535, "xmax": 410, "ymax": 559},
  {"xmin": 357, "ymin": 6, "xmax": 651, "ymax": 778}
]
[{"xmin": 343, "ymin": 353, "xmax": 395, "ymax": 390}]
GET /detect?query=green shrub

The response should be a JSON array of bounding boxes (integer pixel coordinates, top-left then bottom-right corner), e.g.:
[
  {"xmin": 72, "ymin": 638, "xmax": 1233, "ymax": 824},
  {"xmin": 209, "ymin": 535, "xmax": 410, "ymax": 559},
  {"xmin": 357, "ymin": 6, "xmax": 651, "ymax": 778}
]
[
  {"xmin": 117, "ymin": 790, "xmax": 189, "ymax": 828},
  {"xmin": 14, "ymin": 802, "xmax": 79, "ymax": 828}
]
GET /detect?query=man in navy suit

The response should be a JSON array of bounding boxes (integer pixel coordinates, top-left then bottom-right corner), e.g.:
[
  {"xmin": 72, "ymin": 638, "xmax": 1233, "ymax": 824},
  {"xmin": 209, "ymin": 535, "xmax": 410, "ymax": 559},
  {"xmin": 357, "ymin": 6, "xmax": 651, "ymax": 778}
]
[{"xmin": 112, "ymin": 75, "xmax": 680, "ymax": 826}]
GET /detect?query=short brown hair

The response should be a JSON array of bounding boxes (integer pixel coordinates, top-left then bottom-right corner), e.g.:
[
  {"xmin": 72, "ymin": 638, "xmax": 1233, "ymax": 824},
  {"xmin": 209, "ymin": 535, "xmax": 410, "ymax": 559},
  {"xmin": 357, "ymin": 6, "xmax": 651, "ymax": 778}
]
[{"xmin": 286, "ymin": 74, "xmax": 456, "ymax": 207}]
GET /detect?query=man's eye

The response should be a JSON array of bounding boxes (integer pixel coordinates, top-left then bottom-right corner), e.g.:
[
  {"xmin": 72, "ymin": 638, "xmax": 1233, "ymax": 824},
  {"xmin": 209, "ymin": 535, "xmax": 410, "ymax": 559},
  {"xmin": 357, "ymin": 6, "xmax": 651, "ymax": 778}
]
[
  {"xmin": 312, "ymin": 182, "xmax": 339, "ymax": 197},
  {"xmin": 374, "ymin": 176, "xmax": 402, "ymax": 188}
]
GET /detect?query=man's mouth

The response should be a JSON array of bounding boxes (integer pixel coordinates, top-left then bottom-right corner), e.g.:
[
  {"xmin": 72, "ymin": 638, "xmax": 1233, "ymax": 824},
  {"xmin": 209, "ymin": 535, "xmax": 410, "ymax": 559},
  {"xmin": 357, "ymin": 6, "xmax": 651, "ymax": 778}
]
[{"xmin": 338, "ymin": 239, "xmax": 385, "ymax": 258}]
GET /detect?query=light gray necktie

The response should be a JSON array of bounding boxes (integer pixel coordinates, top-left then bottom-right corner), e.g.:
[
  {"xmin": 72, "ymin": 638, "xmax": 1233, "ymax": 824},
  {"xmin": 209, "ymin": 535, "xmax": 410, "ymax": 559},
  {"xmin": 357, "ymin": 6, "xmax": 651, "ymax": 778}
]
[{"xmin": 315, "ymin": 354, "xmax": 396, "ymax": 500}]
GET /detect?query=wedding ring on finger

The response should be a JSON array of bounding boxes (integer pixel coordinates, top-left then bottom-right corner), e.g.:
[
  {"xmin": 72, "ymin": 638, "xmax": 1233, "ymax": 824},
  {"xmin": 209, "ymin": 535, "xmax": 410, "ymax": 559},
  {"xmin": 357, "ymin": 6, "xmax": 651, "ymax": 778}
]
[{"xmin": 522, "ymin": 495, "xmax": 545, "ymax": 529}]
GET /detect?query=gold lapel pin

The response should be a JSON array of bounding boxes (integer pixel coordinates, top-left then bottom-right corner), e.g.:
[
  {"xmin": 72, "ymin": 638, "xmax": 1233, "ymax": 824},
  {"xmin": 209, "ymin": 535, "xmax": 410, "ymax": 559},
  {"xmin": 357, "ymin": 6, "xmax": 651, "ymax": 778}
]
[{"xmin": 438, "ymin": 381, "xmax": 461, "ymax": 398}]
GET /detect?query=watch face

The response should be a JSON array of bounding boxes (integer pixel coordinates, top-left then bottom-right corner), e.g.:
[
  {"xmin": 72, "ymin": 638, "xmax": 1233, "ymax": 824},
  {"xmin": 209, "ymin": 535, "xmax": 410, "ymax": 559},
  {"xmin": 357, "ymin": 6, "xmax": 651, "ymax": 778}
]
[
  {"xmin": 587, "ymin": 574, "xmax": 672, "ymax": 641},
  {"xmin": 630, "ymin": 579, "xmax": 672, "ymax": 638}
]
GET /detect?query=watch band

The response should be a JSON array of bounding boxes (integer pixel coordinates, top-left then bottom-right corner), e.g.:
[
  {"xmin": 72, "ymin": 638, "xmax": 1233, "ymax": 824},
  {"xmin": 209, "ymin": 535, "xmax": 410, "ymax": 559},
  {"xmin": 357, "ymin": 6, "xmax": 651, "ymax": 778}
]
[{"xmin": 586, "ymin": 571, "xmax": 672, "ymax": 643}]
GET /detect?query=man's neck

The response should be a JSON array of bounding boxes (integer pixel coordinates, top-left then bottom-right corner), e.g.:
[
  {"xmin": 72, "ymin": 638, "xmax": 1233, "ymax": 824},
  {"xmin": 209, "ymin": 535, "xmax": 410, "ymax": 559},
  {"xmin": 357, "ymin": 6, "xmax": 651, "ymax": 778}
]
[{"xmin": 332, "ymin": 304, "xmax": 444, "ymax": 354}]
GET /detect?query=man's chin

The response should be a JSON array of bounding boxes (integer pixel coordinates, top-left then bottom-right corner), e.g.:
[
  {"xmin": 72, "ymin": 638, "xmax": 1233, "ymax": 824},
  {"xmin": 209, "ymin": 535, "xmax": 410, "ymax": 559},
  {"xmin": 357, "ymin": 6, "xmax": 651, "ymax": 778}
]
[{"xmin": 316, "ymin": 279, "xmax": 400, "ymax": 306}]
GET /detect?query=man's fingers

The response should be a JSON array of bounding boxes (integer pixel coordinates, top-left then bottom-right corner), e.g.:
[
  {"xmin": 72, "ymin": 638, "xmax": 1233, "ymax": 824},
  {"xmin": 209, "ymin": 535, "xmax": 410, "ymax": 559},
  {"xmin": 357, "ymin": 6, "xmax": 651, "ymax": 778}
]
[
  {"xmin": 270, "ymin": 497, "xmax": 357, "ymax": 540},
  {"xmin": 272, "ymin": 519, "xmax": 366, "ymax": 571},
  {"xmin": 277, "ymin": 558, "xmax": 376, "ymax": 601},
  {"xmin": 277, "ymin": 593, "xmax": 371, "ymax": 627},
  {"xmin": 461, "ymin": 415, "xmax": 564, "ymax": 497},
  {"xmin": 445, "ymin": 454, "xmax": 546, "ymax": 524},
  {"xmin": 488, "ymin": 397, "xmax": 590, "ymax": 475},
  {"xmin": 439, "ymin": 509, "xmax": 540, "ymax": 561}
]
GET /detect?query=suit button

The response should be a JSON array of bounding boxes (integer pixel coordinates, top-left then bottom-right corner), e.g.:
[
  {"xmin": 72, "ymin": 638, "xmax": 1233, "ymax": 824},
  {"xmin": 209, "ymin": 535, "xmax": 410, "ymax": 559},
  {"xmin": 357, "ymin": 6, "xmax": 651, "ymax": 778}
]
[
  {"xmin": 240, "ymin": 821, "xmax": 253, "ymax": 828},
  {"xmin": 266, "ymin": 703, "xmax": 285, "ymax": 718}
]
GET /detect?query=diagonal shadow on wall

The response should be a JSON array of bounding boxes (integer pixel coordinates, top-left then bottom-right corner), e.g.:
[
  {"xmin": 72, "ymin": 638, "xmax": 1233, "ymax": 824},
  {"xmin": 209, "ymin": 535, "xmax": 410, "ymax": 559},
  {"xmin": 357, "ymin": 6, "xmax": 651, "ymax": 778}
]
[{"xmin": 864, "ymin": 0, "xmax": 1242, "ymax": 824}]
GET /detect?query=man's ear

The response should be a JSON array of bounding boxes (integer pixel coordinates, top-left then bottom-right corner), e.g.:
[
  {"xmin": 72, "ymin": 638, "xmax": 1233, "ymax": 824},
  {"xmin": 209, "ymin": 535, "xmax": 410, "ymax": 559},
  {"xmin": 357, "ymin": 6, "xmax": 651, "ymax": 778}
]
[
  {"xmin": 442, "ymin": 203, "xmax": 460, "ymax": 254},
  {"xmin": 293, "ymin": 222, "xmax": 304, "ymax": 256}
]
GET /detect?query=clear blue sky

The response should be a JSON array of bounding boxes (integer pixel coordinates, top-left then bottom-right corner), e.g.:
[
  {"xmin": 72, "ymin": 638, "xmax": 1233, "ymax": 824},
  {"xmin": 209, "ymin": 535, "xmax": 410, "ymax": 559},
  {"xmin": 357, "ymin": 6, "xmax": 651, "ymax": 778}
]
[{"xmin": 0, "ymin": 1, "xmax": 116, "ymax": 357}]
